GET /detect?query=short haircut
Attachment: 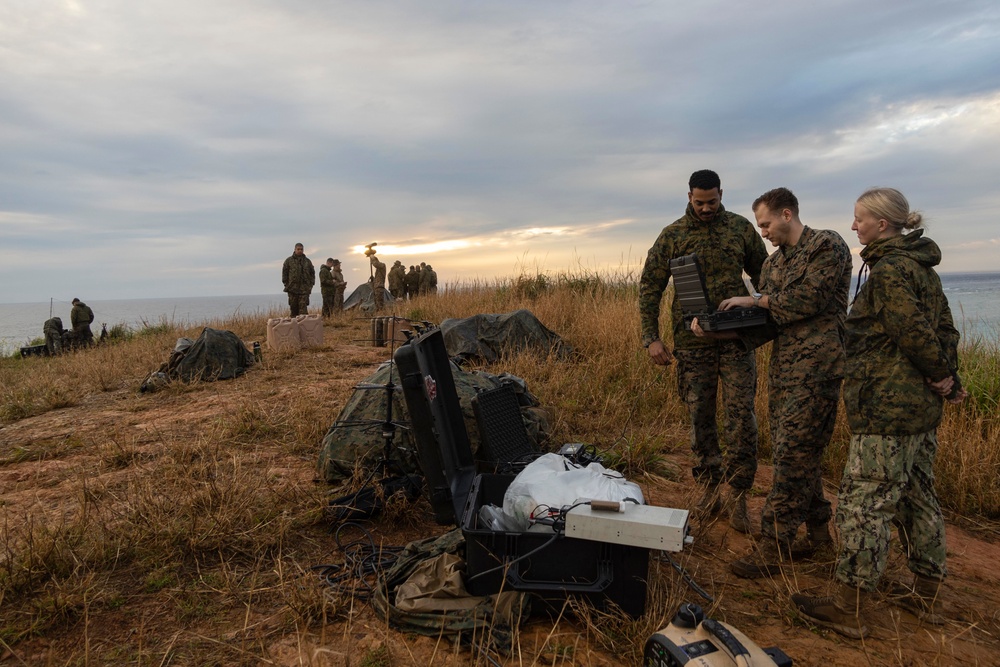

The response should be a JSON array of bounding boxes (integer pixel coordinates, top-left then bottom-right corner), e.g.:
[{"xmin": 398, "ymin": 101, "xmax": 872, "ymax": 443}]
[
  {"xmin": 295, "ymin": 242, "xmax": 304, "ymax": 248},
  {"xmin": 326, "ymin": 257, "xmax": 334, "ymax": 263},
  {"xmin": 753, "ymin": 187, "xmax": 799, "ymax": 215},
  {"xmin": 688, "ymin": 169, "xmax": 721, "ymax": 192}
]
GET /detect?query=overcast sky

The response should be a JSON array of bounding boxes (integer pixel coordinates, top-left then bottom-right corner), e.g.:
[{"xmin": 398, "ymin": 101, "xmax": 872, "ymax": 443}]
[{"xmin": 2, "ymin": 0, "xmax": 998, "ymax": 303}]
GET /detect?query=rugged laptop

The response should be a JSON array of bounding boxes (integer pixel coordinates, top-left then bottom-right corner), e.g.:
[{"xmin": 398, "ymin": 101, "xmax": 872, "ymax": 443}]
[{"xmin": 669, "ymin": 254, "xmax": 769, "ymax": 332}]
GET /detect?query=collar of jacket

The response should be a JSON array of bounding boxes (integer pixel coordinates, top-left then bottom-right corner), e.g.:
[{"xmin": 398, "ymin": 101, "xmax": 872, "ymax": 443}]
[{"xmin": 684, "ymin": 202, "xmax": 728, "ymax": 224}]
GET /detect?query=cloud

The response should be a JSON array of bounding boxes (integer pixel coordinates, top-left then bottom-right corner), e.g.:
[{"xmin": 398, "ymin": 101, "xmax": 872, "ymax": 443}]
[{"xmin": 0, "ymin": 0, "xmax": 998, "ymax": 303}]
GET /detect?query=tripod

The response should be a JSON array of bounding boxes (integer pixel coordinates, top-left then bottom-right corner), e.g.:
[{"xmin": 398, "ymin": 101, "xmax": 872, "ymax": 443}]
[{"xmin": 326, "ymin": 317, "xmax": 423, "ymax": 523}]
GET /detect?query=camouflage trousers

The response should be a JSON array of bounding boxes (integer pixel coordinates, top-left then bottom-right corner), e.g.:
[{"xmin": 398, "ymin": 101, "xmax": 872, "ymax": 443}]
[
  {"xmin": 321, "ymin": 290, "xmax": 336, "ymax": 317},
  {"xmin": 333, "ymin": 286, "xmax": 345, "ymax": 311},
  {"xmin": 834, "ymin": 430, "xmax": 947, "ymax": 592},
  {"xmin": 761, "ymin": 379, "xmax": 840, "ymax": 543},
  {"xmin": 674, "ymin": 342, "xmax": 758, "ymax": 490},
  {"xmin": 287, "ymin": 292, "xmax": 310, "ymax": 317},
  {"xmin": 45, "ymin": 331, "xmax": 63, "ymax": 356}
]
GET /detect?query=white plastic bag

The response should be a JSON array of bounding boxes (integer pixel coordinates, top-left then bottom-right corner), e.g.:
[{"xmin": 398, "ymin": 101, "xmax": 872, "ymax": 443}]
[{"xmin": 501, "ymin": 453, "xmax": 644, "ymax": 531}]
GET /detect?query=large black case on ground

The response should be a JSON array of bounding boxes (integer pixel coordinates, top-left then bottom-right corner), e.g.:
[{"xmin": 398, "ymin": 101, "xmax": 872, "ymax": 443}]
[
  {"xmin": 394, "ymin": 328, "xmax": 650, "ymax": 618},
  {"xmin": 462, "ymin": 473, "xmax": 649, "ymax": 618}
]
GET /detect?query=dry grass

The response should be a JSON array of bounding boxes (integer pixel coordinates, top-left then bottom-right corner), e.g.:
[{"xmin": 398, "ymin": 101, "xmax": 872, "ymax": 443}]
[{"xmin": 0, "ymin": 274, "xmax": 998, "ymax": 665}]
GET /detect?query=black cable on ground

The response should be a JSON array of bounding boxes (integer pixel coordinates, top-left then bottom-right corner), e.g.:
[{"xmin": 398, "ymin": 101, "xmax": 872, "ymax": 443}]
[
  {"xmin": 663, "ymin": 552, "xmax": 714, "ymax": 602},
  {"xmin": 312, "ymin": 522, "xmax": 404, "ymax": 602}
]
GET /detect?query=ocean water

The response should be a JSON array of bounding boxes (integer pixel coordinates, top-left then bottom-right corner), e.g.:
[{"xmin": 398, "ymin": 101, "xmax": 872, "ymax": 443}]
[
  {"xmin": 2, "ymin": 273, "xmax": 999, "ymax": 356},
  {"xmin": 0, "ymin": 294, "xmax": 287, "ymax": 355}
]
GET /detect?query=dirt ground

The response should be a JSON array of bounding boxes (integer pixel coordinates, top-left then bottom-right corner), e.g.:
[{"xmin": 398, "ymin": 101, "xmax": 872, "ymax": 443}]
[{"xmin": 2, "ymin": 323, "xmax": 999, "ymax": 666}]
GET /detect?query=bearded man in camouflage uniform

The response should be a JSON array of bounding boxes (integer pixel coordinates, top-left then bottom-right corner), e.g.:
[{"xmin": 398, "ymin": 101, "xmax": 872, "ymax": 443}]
[
  {"xmin": 282, "ymin": 243, "xmax": 315, "ymax": 317},
  {"xmin": 639, "ymin": 169, "xmax": 768, "ymax": 531},
  {"xmin": 694, "ymin": 188, "xmax": 851, "ymax": 577},
  {"xmin": 792, "ymin": 188, "xmax": 965, "ymax": 639}
]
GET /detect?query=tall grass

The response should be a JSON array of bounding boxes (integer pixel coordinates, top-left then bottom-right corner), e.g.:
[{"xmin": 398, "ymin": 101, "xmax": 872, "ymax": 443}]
[{"xmin": 0, "ymin": 270, "xmax": 998, "ymax": 663}]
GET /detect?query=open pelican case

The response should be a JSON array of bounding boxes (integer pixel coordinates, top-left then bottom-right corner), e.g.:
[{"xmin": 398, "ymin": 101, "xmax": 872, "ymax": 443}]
[{"xmin": 393, "ymin": 328, "xmax": 649, "ymax": 618}]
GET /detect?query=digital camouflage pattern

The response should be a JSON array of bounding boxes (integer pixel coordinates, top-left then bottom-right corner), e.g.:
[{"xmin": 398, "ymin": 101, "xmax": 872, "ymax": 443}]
[
  {"xmin": 639, "ymin": 203, "xmax": 767, "ymax": 350},
  {"xmin": 319, "ymin": 264, "xmax": 336, "ymax": 316},
  {"xmin": 674, "ymin": 342, "xmax": 758, "ymax": 489},
  {"xmin": 405, "ymin": 267, "xmax": 419, "ymax": 298},
  {"xmin": 319, "ymin": 264, "xmax": 335, "ymax": 295},
  {"xmin": 843, "ymin": 230, "xmax": 959, "ymax": 436},
  {"xmin": 420, "ymin": 266, "xmax": 438, "ymax": 295},
  {"xmin": 744, "ymin": 226, "xmax": 852, "ymax": 388},
  {"xmin": 283, "ymin": 252, "xmax": 315, "ymax": 316},
  {"xmin": 388, "ymin": 262, "xmax": 406, "ymax": 298},
  {"xmin": 43, "ymin": 317, "xmax": 64, "ymax": 355},
  {"xmin": 370, "ymin": 257, "xmax": 387, "ymax": 310},
  {"xmin": 317, "ymin": 363, "xmax": 551, "ymax": 483},
  {"xmin": 835, "ymin": 431, "xmax": 947, "ymax": 591},
  {"xmin": 70, "ymin": 301, "xmax": 95, "ymax": 343},
  {"xmin": 760, "ymin": 379, "xmax": 840, "ymax": 543},
  {"xmin": 281, "ymin": 252, "xmax": 315, "ymax": 294},
  {"xmin": 371, "ymin": 528, "xmax": 529, "ymax": 654},
  {"xmin": 740, "ymin": 226, "xmax": 851, "ymax": 542},
  {"xmin": 332, "ymin": 266, "xmax": 346, "ymax": 311}
]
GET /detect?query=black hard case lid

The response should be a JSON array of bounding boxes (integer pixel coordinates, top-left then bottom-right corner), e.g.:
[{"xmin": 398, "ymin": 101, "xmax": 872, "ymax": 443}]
[{"xmin": 393, "ymin": 328, "xmax": 478, "ymax": 525}]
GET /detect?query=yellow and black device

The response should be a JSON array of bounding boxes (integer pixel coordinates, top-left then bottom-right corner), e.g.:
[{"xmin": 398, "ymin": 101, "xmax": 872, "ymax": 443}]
[{"xmin": 643, "ymin": 603, "xmax": 792, "ymax": 667}]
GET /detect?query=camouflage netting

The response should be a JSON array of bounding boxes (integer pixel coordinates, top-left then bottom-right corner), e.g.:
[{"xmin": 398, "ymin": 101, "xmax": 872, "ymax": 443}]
[
  {"xmin": 317, "ymin": 361, "xmax": 551, "ymax": 483},
  {"xmin": 343, "ymin": 283, "xmax": 395, "ymax": 312},
  {"xmin": 140, "ymin": 328, "xmax": 255, "ymax": 392},
  {"xmin": 440, "ymin": 309, "xmax": 571, "ymax": 362}
]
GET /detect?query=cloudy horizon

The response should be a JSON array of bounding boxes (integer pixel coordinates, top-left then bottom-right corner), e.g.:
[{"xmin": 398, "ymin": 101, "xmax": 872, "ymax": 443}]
[{"xmin": 2, "ymin": 0, "xmax": 999, "ymax": 303}]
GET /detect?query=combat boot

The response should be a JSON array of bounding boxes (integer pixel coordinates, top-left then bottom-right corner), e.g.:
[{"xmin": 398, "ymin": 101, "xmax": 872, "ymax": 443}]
[
  {"xmin": 725, "ymin": 488, "xmax": 752, "ymax": 534},
  {"xmin": 791, "ymin": 583, "xmax": 869, "ymax": 639},
  {"xmin": 888, "ymin": 574, "xmax": 945, "ymax": 625},
  {"xmin": 730, "ymin": 540, "xmax": 790, "ymax": 579},
  {"xmin": 790, "ymin": 522, "xmax": 835, "ymax": 560},
  {"xmin": 694, "ymin": 482, "xmax": 722, "ymax": 518}
]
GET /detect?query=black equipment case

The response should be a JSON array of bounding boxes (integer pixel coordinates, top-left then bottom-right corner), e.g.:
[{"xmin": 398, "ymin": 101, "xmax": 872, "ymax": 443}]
[{"xmin": 394, "ymin": 328, "xmax": 649, "ymax": 618}]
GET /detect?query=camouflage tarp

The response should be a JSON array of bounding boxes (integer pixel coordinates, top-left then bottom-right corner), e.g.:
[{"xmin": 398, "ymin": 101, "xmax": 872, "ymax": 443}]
[
  {"xmin": 317, "ymin": 362, "xmax": 550, "ymax": 483},
  {"xmin": 372, "ymin": 528, "xmax": 528, "ymax": 655},
  {"xmin": 440, "ymin": 309, "xmax": 570, "ymax": 362},
  {"xmin": 141, "ymin": 328, "xmax": 254, "ymax": 391},
  {"xmin": 343, "ymin": 283, "xmax": 395, "ymax": 312},
  {"xmin": 170, "ymin": 328, "xmax": 255, "ymax": 382}
]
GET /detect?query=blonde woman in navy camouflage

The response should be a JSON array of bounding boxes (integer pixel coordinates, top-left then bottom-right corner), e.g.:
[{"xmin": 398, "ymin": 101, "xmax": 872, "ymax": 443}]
[{"xmin": 793, "ymin": 187, "xmax": 967, "ymax": 638}]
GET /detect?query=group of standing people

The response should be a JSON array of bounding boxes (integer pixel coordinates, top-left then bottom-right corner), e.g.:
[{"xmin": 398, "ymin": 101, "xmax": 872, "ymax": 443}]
[
  {"xmin": 369, "ymin": 256, "xmax": 438, "ymax": 310},
  {"xmin": 283, "ymin": 243, "xmax": 440, "ymax": 317},
  {"xmin": 281, "ymin": 243, "xmax": 347, "ymax": 318},
  {"xmin": 640, "ymin": 169, "xmax": 965, "ymax": 639},
  {"xmin": 387, "ymin": 261, "xmax": 438, "ymax": 300},
  {"xmin": 42, "ymin": 297, "xmax": 96, "ymax": 355}
]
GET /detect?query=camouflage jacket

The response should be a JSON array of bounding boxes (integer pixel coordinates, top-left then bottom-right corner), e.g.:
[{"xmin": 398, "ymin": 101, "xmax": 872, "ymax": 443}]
[
  {"xmin": 319, "ymin": 265, "xmax": 335, "ymax": 294},
  {"xmin": 43, "ymin": 317, "xmax": 64, "ymax": 336},
  {"xmin": 406, "ymin": 269, "xmax": 419, "ymax": 291},
  {"xmin": 70, "ymin": 302, "xmax": 94, "ymax": 330},
  {"xmin": 639, "ymin": 203, "xmax": 767, "ymax": 349},
  {"xmin": 331, "ymin": 267, "xmax": 346, "ymax": 289},
  {"xmin": 420, "ymin": 268, "xmax": 437, "ymax": 291},
  {"xmin": 370, "ymin": 259, "xmax": 386, "ymax": 287},
  {"xmin": 388, "ymin": 264, "xmax": 406, "ymax": 291},
  {"xmin": 843, "ymin": 230, "xmax": 959, "ymax": 435},
  {"xmin": 282, "ymin": 254, "xmax": 315, "ymax": 294},
  {"xmin": 743, "ymin": 227, "xmax": 851, "ymax": 388}
]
